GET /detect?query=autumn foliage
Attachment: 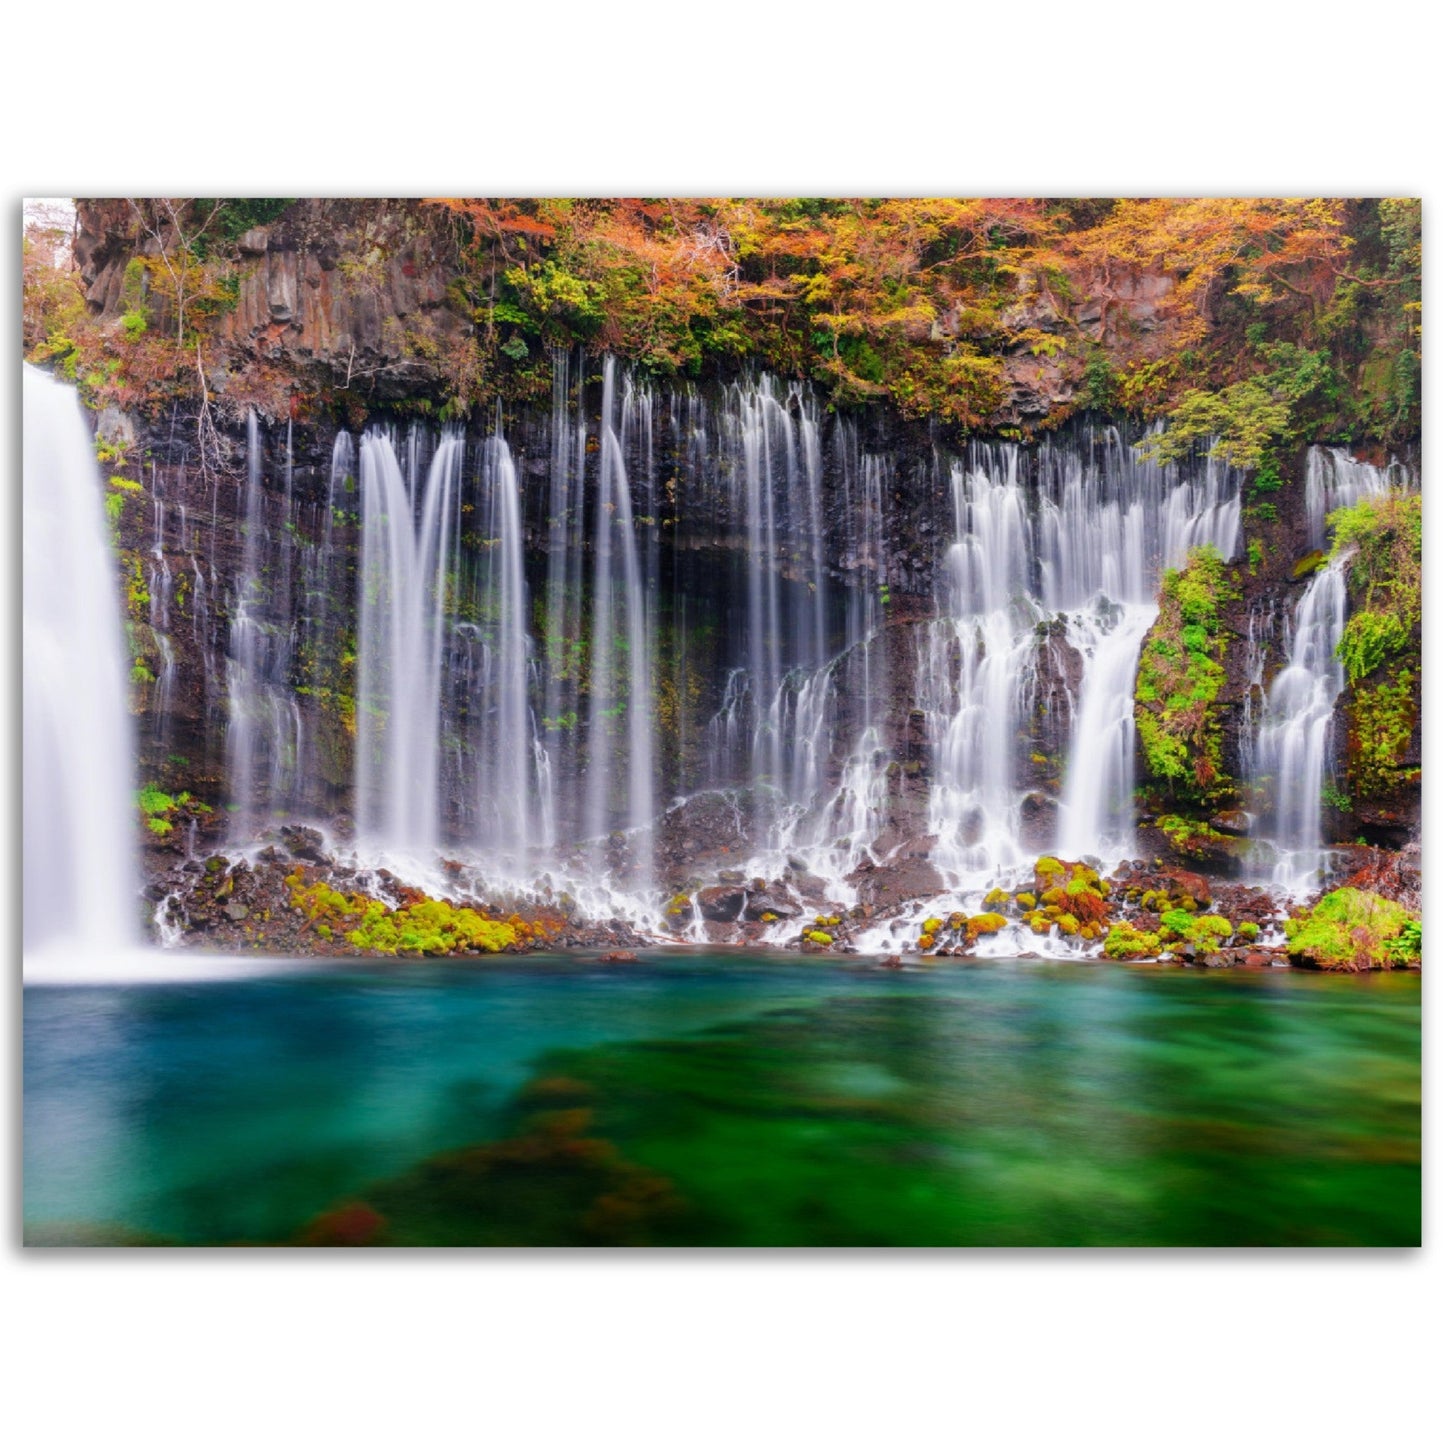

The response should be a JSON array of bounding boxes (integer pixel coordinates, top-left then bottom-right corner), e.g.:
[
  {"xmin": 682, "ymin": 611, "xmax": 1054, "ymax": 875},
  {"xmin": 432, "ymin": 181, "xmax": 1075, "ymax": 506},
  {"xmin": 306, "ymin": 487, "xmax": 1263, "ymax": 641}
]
[{"xmin": 27, "ymin": 196, "xmax": 1421, "ymax": 452}]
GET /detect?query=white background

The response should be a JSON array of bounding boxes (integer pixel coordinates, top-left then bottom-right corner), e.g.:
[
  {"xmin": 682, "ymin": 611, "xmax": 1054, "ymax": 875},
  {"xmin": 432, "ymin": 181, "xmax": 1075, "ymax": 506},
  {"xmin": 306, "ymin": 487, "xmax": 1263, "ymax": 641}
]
[{"xmin": 3, "ymin": 4, "xmax": 1437, "ymax": 1440}]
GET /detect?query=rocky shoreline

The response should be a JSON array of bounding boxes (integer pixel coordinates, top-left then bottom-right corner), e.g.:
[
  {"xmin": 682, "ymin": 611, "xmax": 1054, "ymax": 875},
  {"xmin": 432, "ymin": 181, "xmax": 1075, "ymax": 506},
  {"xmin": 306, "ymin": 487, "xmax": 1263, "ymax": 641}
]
[{"xmin": 139, "ymin": 806, "xmax": 1421, "ymax": 972}]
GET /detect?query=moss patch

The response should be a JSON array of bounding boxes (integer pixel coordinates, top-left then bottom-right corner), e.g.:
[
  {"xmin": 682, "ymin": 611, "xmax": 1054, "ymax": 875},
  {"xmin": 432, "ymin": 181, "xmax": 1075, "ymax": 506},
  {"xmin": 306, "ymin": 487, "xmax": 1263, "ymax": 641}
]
[
  {"xmin": 1284, "ymin": 888, "xmax": 1418, "ymax": 971},
  {"xmin": 1134, "ymin": 545, "xmax": 1237, "ymax": 805}
]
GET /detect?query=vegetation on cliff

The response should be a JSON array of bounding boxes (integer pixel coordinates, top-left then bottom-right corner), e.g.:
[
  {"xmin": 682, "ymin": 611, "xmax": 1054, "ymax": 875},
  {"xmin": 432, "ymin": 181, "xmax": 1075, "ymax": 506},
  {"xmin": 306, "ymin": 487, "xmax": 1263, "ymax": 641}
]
[
  {"xmin": 25, "ymin": 197, "xmax": 1420, "ymax": 460},
  {"xmin": 1329, "ymin": 493, "xmax": 1422, "ymax": 803},
  {"xmin": 1134, "ymin": 544, "xmax": 1238, "ymax": 807}
]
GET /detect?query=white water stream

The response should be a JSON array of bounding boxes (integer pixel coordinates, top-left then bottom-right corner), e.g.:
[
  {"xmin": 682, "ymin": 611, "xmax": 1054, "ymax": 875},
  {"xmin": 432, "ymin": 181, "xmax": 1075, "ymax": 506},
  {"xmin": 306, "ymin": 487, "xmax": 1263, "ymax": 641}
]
[
  {"xmin": 30, "ymin": 352, "xmax": 1412, "ymax": 961},
  {"xmin": 22, "ymin": 365, "xmax": 139, "ymax": 963}
]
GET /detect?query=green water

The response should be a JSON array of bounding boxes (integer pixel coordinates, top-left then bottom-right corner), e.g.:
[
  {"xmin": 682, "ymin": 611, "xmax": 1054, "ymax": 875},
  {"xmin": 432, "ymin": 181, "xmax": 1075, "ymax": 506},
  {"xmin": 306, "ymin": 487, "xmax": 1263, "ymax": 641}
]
[{"xmin": 23, "ymin": 954, "xmax": 1420, "ymax": 1246}]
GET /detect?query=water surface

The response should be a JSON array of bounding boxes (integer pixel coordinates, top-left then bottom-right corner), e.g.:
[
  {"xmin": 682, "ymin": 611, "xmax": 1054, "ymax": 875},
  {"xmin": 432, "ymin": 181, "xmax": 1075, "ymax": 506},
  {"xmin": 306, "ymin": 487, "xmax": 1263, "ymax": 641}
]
[{"xmin": 24, "ymin": 954, "xmax": 1420, "ymax": 1246}]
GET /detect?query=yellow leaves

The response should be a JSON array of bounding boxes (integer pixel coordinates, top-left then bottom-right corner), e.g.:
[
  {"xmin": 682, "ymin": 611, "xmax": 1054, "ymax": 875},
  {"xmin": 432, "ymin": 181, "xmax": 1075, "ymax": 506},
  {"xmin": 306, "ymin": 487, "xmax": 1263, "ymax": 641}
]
[{"xmin": 1012, "ymin": 326, "xmax": 1070, "ymax": 358}]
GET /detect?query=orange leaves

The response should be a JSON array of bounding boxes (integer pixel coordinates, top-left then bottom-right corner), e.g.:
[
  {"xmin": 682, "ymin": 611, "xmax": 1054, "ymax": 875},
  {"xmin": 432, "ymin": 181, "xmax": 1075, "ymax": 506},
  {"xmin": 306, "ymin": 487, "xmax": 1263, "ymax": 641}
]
[
  {"xmin": 427, "ymin": 198, "xmax": 557, "ymax": 248},
  {"xmin": 1039, "ymin": 197, "xmax": 1350, "ymax": 327}
]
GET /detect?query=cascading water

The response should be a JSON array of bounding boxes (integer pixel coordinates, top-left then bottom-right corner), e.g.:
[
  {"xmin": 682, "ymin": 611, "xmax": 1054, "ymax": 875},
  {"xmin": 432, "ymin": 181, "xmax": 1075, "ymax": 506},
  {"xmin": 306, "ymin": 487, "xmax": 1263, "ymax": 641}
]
[
  {"xmin": 584, "ymin": 359, "xmax": 655, "ymax": 874},
  {"xmin": 22, "ymin": 364, "xmax": 138, "ymax": 954},
  {"xmin": 916, "ymin": 431, "xmax": 1242, "ymax": 891},
  {"xmin": 1250, "ymin": 557, "xmax": 1349, "ymax": 890},
  {"xmin": 468, "ymin": 432, "xmax": 544, "ymax": 858},
  {"xmin": 78, "ymin": 345, "xmax": 1379, "ymax": 956},
  {"xmin": 226, "ymin": 412, "xmax": 304, "ymax": 838},
  {"xmin": 1303, "ymin": 445, "xmax": 1404, "ymax": 550},
  {"xmin": 1244, "ymin": 446, "xmax": 1414, "ymax": 891},
  {"xmin": 354, "ymin": 427, "xmax": 462, "ymax": 855}
]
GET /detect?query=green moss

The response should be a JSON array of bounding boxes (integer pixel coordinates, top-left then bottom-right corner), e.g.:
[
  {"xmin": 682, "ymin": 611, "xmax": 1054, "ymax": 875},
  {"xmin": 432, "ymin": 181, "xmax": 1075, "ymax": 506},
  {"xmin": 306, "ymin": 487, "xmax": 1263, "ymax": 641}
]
[
  {"xmin": 1158, "ymin": 909, "xmax": 1233, "ymax": 954},
  {"xmin": 1237, "ymin": 922, "xmax": 1260, "ymax": 942},
  {"xmin": 805, "ymin": 931, "xmax": 833, "ymax": 946},
  {"xmin": 1103, "ymin": 923, "xmax": 1160, "ymax": 960},
  {"xmin": 137, "ymin": 784, "xmax": 176, "ymax": 816},
  {"xmin": 1347, "ymin": 669, "xmax": 1419, "ymax": 800},
  {"xmin": 146, "ymin": 817, "xmax": 173, "ymax": 836},
  {"xmin": 1337, "ymin": 611, "xmax": 1411, "ymax": 686},
  {"xmin": 346, "ymin": 899, "xmax": 520, "ymax": 957},
  {"xmin": 1157, "ymin": 813, "xmax": 1236, "ymax": 859},
  {"xmin": 1134, "ymin": 546, "xmax": 1236, "ymax": 804},
  {"xmin": 286, "ymin": 871, "xmax": 531, "ymax": 957},
  {"xmin": 1284, "ymin": 889, "xmax": 1417, "ymax": 971}
]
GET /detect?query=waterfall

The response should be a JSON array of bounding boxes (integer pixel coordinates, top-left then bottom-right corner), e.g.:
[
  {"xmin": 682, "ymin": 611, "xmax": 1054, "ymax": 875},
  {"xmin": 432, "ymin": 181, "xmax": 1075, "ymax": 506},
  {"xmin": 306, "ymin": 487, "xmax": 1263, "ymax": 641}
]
[
  {"xmin": 1304, "ymin": 445, "xmax": 1402, "ymax": 549},
  {"xmin": 540, "ymin": 350, "xmax": 586, "ymax": 846},
  {"xmin": 225, "ymin": 413, "xmax": 303, "ymax": 839},
  {"xmin": 923, "ymin": 450, "xmax": 1041, "ymax": 879},
  {"xmin": 355, "ymin": 428, "xmax": 462, "ymax": 853},
  {"xmin": 22, "ymin": 365, "xmax": 138, "ymax": 952},
  {"xmin": 915, "ymin": 430, "xmax": 1241, "ymax": 887},
  {"xmin": 52, "ymin": 343, "xmax": 1350, "ymax": 949},
  {"xmin": 584, "ymin": 358, "xmax": 654, "ymax": 879},
  {"xmin": 1250, "ymin": 558, "xmax": 1349, "ymax": 889},
  {"xmin": 471, "ymin": 433, "xmax": 541, "ymax": 856},
  {"xmin": 1056, "ymin": 602, "xmax": 1156, "ymax": 859},
  {"xmin": 1245, "ymin": 447, "xmax": 1414, "ymax": 889}
]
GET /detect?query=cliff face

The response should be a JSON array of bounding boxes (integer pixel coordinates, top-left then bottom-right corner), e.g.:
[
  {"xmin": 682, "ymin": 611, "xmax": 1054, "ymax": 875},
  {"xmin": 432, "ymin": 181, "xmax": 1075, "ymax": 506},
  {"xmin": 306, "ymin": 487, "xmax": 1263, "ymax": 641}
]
[
  {"xmin": 99, "ymin": 377, "xmax": 1420, "ymax": 898},
  {"xmin": 76, "ymin": 199, "xmax": 472, "ymax": 418},
  {"xmin": 58, "ymin": 199, "xmax": 1419, "ymax": 902},
  {"xmin": 69, "ymin": 199, "xmax": 1204, "ymax": 435}
]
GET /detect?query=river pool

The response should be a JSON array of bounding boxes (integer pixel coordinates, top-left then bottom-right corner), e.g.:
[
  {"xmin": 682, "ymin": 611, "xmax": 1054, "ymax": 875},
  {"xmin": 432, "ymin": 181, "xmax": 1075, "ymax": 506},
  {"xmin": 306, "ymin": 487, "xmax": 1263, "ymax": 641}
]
[{"xmin": 23, "ymin": 952, "xmax": 1420, "ymax": 1246}]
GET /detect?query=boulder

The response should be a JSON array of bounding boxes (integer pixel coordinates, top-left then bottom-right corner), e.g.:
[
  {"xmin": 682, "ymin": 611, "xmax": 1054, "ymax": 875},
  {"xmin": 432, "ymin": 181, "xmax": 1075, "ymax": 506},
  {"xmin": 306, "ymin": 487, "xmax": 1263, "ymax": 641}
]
[
  {"xmin": 1161, "ymin": 868, "xmax": 1212, "ymax": 908},
  {"xmin": 743, "ymin": 892, "xmax": 801, "ymax": 922},
  {"xmin": 849, "ymin": 854, "xmax": 944, "ymax": 912},
  {"xmin": 696, "ymin": 885, "xmax": 747, "ymax": 923},
  {"xmin": 1209, "ymin": 810, "xmax": 1251, "ymax": 838},
  {"xmin": 280, "ymin": 825, "xmax": 332, "ymax": 865}
]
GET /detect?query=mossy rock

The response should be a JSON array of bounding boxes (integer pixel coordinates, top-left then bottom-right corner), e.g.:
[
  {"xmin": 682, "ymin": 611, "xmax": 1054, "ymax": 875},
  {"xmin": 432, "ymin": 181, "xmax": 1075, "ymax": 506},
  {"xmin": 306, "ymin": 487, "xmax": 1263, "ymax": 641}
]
[
  {"xmin": 1284, "ymin": 889, "xmax": 1417, "ymax": 971},
  {"xmin": 1291, "ymin": 549, "xmax": 1326, "ymax": 579},
  {"xmin": 964, "ymin": 912, "xmax": 1008, "ymax": 945},
  {"xmin": 1033, "ymin": 857, "xmax": 1065, "ymax": 893},
  {"xmin": 1103, "ymin": 922, "xmax": 1161, "ymax": 960}
]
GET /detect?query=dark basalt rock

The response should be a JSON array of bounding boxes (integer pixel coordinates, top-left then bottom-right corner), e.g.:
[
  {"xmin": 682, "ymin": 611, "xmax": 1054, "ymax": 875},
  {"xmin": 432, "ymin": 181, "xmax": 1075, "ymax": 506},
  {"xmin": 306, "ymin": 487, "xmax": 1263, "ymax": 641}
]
[
  {"xmin": 696, "ymin": 885, "xmax": 747, "ymax": 923},
  {"xmin": 1209, "ymin": 810, "xmax": 1251, "ymax": 838},
  {"xmin": 849, "ymin": 853, "xmax": 945, "ymax": 914},
  {"xmin": 742, "ymin": 892, "xmax": 800, "ymax": 922},
  {"xmin": 280, "ymin": 825, "xmax": 331, "ymax": 865}
]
